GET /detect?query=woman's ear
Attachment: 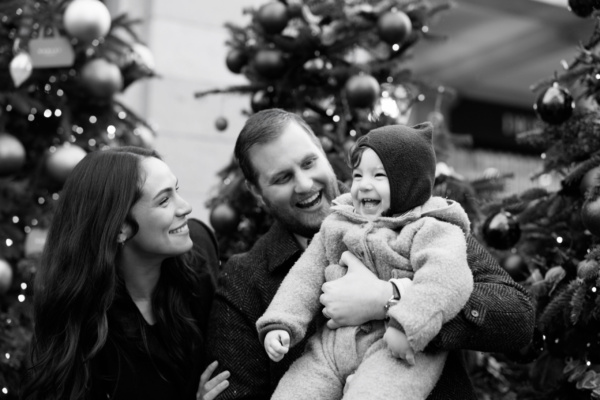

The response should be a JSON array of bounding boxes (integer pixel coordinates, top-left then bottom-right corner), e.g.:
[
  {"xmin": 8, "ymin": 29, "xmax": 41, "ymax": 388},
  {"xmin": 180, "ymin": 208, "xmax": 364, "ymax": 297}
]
[{"xmin": 117, "ymin": 223, "xmax": 133, "ymax": 244}]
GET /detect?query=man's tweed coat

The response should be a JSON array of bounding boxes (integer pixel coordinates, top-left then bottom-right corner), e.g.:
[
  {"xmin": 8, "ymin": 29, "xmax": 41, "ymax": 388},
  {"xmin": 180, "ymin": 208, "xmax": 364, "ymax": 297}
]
[{"xmin": 207, "ymin": 221, "xmax": 535, "ymax": 400}]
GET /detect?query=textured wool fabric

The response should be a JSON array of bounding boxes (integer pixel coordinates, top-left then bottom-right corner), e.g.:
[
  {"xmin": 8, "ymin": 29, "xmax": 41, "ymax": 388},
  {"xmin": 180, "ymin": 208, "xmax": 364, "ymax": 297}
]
[
  {"xmin": 256, "ymin": 194, "xmax": 472, "ymax": 400},
  {"xmin": 360, "ymin": 122, "xmax": 436, "ymax": 215}
]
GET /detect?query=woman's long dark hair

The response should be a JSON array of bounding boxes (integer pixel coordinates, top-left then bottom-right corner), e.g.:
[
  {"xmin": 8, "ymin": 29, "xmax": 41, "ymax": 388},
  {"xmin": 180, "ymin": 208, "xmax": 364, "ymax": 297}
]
[{"xmin": 21, "ymin": 147, "xmax": 203, "ymax": 400}]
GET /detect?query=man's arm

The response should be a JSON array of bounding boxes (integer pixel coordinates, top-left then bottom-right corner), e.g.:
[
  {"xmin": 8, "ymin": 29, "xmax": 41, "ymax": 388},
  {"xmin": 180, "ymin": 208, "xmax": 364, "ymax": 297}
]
[
  {"xmin": 321, "ymin": 235, "xmax": 535, "ymax": 354},
  {"xmin": 206, "ymin": 259, "xmax": 271, "ymax": 400}
]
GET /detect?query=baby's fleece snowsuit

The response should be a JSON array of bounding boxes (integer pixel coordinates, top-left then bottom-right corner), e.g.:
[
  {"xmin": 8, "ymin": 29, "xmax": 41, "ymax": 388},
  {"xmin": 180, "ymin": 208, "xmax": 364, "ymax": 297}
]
[{"xmin": 256, "ymin": 122, "xmax": 475, "ymax": 400}]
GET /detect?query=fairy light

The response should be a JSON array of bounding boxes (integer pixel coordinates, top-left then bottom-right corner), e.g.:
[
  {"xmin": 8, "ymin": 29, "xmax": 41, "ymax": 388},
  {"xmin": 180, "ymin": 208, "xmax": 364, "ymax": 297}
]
[
  {"xmin": 57, "ymin": 89, "xmax": 64, "ymax": 96},
  {"xmin": 52, "ymin": 193, "xmax": 59, "ymax": 200},
  {"xmin": 326, "ymin": 109, "xmax": 334, "ymax": 116},
  {"xmin": 392, "ymin": 44, "xmax": 400, "ymax": 51},
  {"xmin": 38, "ymin": 197, "xmax": 45, "ymax": 205},
  {"xmin": 6, "ymin": 104, "xmax": 12, "ymax": 111},
  {"xmin": 422, "ymin": 26, "xmax": 429, "ymax": 33},
  {"xmin": 5, "ymin": 239, "xmax": 12, "ymax": 247},
  {"xmin": 332, "ymin": 115, "xmax": 340, "ymax": 122},
  {"xmin": 28, "ymin": 114, "xmax": 35, "ymax": 121},
  {"xmin": 387, "ymin": 76, "xmax": 393, "ymax": 83},
  {"xmin": 541, "ymin": 153, "xmax": 546, "ymax": 159},
  {"xmin": 18, "ymin": 295, "xmax": 25, "ymax": 303},
  {"xmin": 49, "ymin": 75, "xmax": 56, "ymax": 83},
  {"xmin": 2, "ymin": 387, "xmax": 7, "ymax": 394},
  {"xmin": 107, "ymin": 125, "xmax": 116, "ymax": 135},
  {"xmin": 556, "ymin": 236, "xmax": 563, "ymax": 244},
  {"xmin": 12, "ymin": 216, "xmax": 19, "ymax": 223},
  {"xmin": 118, "ymin": 111, "xmax": 127, "ymax": 119},
  {"xmin": 92, "ymin": 39, "xmax": 100, "ymax": 46},
  {"xmin": 349, "ymin": 130, "xmax": 357, "ymax": 137},
  {"xmin": 44, "ymin": 109, "xmax": 52, "ymax": 118},
  {"xmin": 5, "ymin": 353, "xmax": 10, "ymax": 359},
  {"xmin": 21, "ymin": 283, "xmax": 27, "ymax": 290},
  {"xmin": 89, "ymin": 116, "xmax": 97, "ymax": 124},
  {"xmin": 587, "ymin": 361, "xmax": 592, "ymax": 366},
  {"xmin": 417, "ymin": 94, "xmax": 426, "ymax": 101},
  {"xmin": 31, "ymin": 219, "xmax": 38, "ymax": 226},
  {"xmin": 44, "ymin": 84, "xmax": 51, "ymax": 92},
  {"xmin": 593, "ymin": 287, "xmax": 597, "ymax": 293},
  {"xmin": 88, "ymin": 139, "xmax": 96, "ymax": 146},
  {"xmin": 24, "ymin": 226, "xmax": 31, "ymax": 233},
  {"xmin": 55, "ymin": 109, "xmax": 62, "ymax": 117},
  {"xmin": 76, "ymin": 127, "xmax": 84, "ymax": 134}
]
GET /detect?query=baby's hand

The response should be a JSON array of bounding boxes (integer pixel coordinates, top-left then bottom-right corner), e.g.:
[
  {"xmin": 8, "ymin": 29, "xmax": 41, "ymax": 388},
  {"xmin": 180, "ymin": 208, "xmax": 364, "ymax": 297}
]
[
  {"xmin": 264, "ymin": 330, "xmax": 290, "ymax": 362},
  {"xmin": 384, "ymin": 326, "xmax": 415, "ymax": 366}
]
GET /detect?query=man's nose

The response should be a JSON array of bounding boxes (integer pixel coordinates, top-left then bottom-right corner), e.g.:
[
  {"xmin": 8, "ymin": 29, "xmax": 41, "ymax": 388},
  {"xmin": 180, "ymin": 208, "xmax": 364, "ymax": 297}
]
[{"xmin": 295, "ymin": 171, "xmax": 313, "ymax": 193}]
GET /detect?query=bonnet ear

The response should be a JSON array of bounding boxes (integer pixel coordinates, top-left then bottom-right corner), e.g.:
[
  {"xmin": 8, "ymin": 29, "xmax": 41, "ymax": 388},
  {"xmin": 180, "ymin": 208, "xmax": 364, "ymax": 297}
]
[{"xmin": 411, "ymin": 122, "xmax": 434, "ymax": 143}]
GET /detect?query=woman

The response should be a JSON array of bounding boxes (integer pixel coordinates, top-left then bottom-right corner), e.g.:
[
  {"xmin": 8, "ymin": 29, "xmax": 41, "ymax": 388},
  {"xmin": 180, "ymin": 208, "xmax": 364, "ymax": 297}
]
[{"xmin": 22, "ymin": 147, "xmax": 229, "ymax": 400}]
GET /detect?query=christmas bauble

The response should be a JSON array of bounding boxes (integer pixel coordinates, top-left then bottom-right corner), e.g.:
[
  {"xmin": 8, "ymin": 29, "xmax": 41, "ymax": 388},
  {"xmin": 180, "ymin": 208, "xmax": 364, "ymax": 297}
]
[
  {"xmin": 63, "ymin": 0, "xmax": 112, "ymax": 42},
  {"xmin": 377, "ymin": 11, "xmax": 412, "ymax": 45},
  {"xmin": 81, "ymin": 58, "xmax": 123, "ymax": 97},
  {"xmin": 209, "ymin": 203, "xmax": 240, "ymax": 234},
  {"xmin": 533, "ymin": 82, "xmax": 574, "ymax": 125},
  {"xmin": 215, "ymin": 116, "xmax": 228, "ymax": 131},
  {"xmin": 0, "ymin": 258, "xmax": 13, "ymax": 294},
  {"xmin": 482, "ymin": 211, "xmax": 521, "ymax": 250},
  {"xmin": 579, "ymin": 165, "xmax": 600, "ymax": 195},
  {"xmin": 568, "ymin": 0, "xmax": 595, "ymax": 17},
  {"xmin": 251, "ymin": 90, "xmax": 274, "ymax": 112},
  {"xmin": 257, "ymin": 2, "xmax": 289, "ymax": 35},
  {"xmin": 345, "ymin": 75, "xmax": 380, "ymax": 108},
  {"xmin": 46, "ymin": 144, "xmax": 87, "ymax": 184},
  {"xmin": 254, "ymin": 49, "xmax": 286, "ymax": 79},
  {"xmin": 9, "ymin": 52, "xmax": 32, "ymax": 88},
  {"xmin": 24, "ymin": 227, "xmax": 48, "ymax": 258},
  {"xmin": 226, "ymin": 49, "xmax": 247, "ymax": 74},
  {"xmin": 500, "ymin": 253, "xmax": 529, "ymax": 281},
  {"xmin": 319, "ymin": 136, "xmax": 333, "ymax": 152},
  {"xmin": 582, "ymin": 196, "xmax": 600, "ymax": 236},
  {"xmin": 0, "ymin": 133, "xmax": 26, "ymax": 176}
]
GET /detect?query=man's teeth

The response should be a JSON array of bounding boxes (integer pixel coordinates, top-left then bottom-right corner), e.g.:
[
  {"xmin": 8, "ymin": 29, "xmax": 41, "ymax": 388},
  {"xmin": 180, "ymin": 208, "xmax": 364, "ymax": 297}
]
[{"xmin": 298, "ymin": 192, "xmax": 320, "ymax": 207}]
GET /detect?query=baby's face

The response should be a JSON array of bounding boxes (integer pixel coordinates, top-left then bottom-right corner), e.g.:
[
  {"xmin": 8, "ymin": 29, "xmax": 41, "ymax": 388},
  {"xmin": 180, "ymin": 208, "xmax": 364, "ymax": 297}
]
[{"xmin": 350, "ymin": 148, "xmax": 391, "ymax": 221}]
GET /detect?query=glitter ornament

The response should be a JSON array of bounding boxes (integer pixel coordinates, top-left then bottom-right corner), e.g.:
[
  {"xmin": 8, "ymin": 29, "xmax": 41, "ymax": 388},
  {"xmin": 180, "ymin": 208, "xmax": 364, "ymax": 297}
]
[
  {"xmin": 0, "ymin": 133, "xmax": 26, "ymax": 176},
  {"xmin": 63, "ymin": 0, "xmax": 112, "ymax": 42}
]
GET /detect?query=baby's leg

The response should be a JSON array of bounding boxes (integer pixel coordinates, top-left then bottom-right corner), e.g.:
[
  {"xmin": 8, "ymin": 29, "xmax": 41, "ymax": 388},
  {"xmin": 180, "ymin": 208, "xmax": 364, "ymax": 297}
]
[
  {"xmin": 271, "ymin": 334, "xmax": 344, "ymax": 400},
  {"xmin": 343, "ymin": 339, "xmax": 447, "ymax": 400}
]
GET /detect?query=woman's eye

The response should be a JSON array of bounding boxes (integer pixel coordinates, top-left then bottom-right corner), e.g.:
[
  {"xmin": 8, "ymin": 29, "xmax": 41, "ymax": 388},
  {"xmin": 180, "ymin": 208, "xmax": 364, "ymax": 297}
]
[{"xmin": 160, "ymin": 197, "xmax": 170, "ymax": 205}]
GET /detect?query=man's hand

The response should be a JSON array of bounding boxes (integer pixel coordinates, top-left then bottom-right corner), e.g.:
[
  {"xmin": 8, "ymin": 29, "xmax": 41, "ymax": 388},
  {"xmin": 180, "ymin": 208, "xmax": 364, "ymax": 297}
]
[
  {"xmin": 197, "ymin": 361, "xmax": 230, "ymax": 400},
  {"xmin": 320, "ymin": 251, "xmax": 393, "ymax": 329},
  {"xmin": 264, "ymin": 330, "xmax": 290, "ymax": 362}
]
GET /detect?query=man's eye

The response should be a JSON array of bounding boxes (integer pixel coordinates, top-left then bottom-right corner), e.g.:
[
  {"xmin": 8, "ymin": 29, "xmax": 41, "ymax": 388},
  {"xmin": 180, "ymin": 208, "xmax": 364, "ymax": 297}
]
[
  {"xmin": 274, "ymin": 175, "xmax": 290, "ymax": 184},
  {"xmin": 303, "ymin": 159, "xmax": 315, "ymax": 169}
]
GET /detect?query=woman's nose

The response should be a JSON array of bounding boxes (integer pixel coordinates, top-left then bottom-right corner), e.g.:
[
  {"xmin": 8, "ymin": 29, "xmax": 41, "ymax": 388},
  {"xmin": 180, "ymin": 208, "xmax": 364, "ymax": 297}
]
[{"xmin": 176, "ymin": 195, "xmax": 193, "ymax": 216}]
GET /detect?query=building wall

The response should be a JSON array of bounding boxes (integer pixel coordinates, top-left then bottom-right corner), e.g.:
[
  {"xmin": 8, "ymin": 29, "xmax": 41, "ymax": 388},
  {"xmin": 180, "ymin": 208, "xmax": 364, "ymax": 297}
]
[{"xmin": 108, "ymin": 0, "xmax": 260, "ymax": 224}]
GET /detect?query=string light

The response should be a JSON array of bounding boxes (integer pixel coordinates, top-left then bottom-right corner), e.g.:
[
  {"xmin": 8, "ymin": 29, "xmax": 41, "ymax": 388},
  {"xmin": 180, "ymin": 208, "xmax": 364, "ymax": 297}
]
[
  {"xmin": 44, "ymin": 109, "xmax": 52, "ymax": 118},
  {"xmin": 118, "ymin": 111, "xmax": 127, "ymax": 119},
  {"xmin": 52, "ymin": 193, "xmax": 59, "ymax": 200},
  {"xmin": 349, "ymin": 130, "xmax": 357, "ymax": 137},
  {"xmin": 392, "ymin": 44, "xmax": 400, "ymax": 51},
  {"xmin": 5, "ymin": 239, "xmax": 12, "ymax": 247},
  {"xmin": 332, "ymin": 115, "xmax": 340, "ymax": 122},
  {"xmin": 6, "ymin": 104, "xmax": 12, "ymax": 111},
  {"xmin": 592, "ymin": 287, "xmax": 597, "ymax": 293},
  {"xmin": 2, "ymin": 387, "xmax": 7, "ymax": 394},
  {"xmin": 38, "ymin": 197, "xmax": 45, "ymax": 204},
  {"xmin": 89, "ymin": 116, "xmax": 97, "ymax": 124},
  {"xmin": 21, "ymin": 283, "xmax": 27, "ymax": 290},
  {"xmin": 18, "ymin": 295, "xmax": 25, "ymax": 302},
  {"xmin": 422, "ymin": 26, "xmax": 429, "ymax": 33},
  {"xmin": 24, "ymin": 226, "xmax": 31, "ymax": 233},
  {"xmin": 12, "ymin": 216, "xmax": 19, "ymax": 223},
  {"xmin": 88, "ymin": 139, "xmax": 96, "ymax": 146},
  {"xmin": 55, "ymin": 109, "xmax": 62, "ymax": 117},
  {"xmin": 5, "ymin": 353, "xmax": 10, "ymax": 359},
  {"xmin": 57, "ymin": 89, "xmax": 64, "ymax": 96},
  {"xmin": 556, "ymin": 237, "xmax": 563, "ymax": 244},
  {"xmin": 28, "ymin": 114, "xmax": 35, "ymax": 121}
]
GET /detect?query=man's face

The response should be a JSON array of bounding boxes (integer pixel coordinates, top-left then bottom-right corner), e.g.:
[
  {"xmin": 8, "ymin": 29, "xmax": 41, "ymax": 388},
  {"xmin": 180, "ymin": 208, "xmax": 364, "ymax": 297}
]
[{"xmin": 248, "ymin": 121, "xmax": 339, "ymax": 237}]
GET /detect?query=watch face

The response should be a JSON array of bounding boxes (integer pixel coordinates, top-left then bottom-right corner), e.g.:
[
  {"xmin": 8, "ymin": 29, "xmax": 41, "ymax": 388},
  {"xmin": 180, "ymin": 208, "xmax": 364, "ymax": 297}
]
[{"xmin": 384, "ymin": 298, "xmax": 400, "ymax": 311}]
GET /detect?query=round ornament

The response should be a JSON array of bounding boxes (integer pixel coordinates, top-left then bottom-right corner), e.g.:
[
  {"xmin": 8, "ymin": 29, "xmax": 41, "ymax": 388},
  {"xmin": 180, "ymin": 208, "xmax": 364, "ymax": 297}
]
[
  {"xmin": 0, "ymin": 258, "xmax": 13, "ymax": 294},
  {"xmin": 319, "ymin": 136, "xmax": 333, "ymax": 152},
  {"xmin": 533, "ymin": 82, "xmax": 575, "ymax": 125},
  {"xmin": 482, "ymin": 211, "xmax": 521, "ymax": 250},
  {"xmin": 63, "ymin": 0, "xmax": 112, "ymax": 42},
  {"xmin": 251, "ymin": 90, "xmax": 274, "ymax": 113},
  {"xmin": 582, "ymin": 196, "xmax": 600, "ymax": 236},
  {"xmin": 568, "ymin": 0, "xmax": 595, "ymax": 17},
  {"xmin": 257, "ymin": 2, "xmax": 289, "ymax": 35},
  {"xmin": 500, "ymin": 253, "xmax": 529, "ymax": 281},
  {"xmin": 345, "ymin": 74, "xmax": 380, "ymax": 108},
  {"xmin": 0, "ymin": 133, "xmax": 26, "ymax": 176},
  {"xmin": 46, "ymin": 144, "xmax": 87, "ymax": 184},
  {"xmin": 254, "ymin": 49, "xmax": 286, "ymax": 79},
  {"xmin": 81, "ymin": 58, "xmax": 123, "ymax": 98},
  {"xmin": 215, "ymin": 117, "xmax": 228, "ymax": 131},
  {"xmin": 9, "ymin": 52, "xmax": 33, "ymax": 88},
  {"xmin": 24, "ymin": 227, "xmax": 48, "ymax": 258},
  {"xmin": 579, "ymin": 165, "xmax": 600, "ymax": 195},
  {"xmin": 209, "ymin": 203, "xmax": 240, "ymax": 235},
  {"xmin": 377, "ymin": 11, "xmax": 412, "ymax": 45},
  {"xmin": 226, "ymin": 49, "xmax": 247, "ymax": 74}
]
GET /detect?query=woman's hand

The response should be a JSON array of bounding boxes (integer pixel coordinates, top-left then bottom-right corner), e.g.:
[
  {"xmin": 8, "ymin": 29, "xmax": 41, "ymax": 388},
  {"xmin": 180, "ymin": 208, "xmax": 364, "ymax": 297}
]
[{"xmin": 197, "ymin": 361, "xmax": 230, "ymax": 400}]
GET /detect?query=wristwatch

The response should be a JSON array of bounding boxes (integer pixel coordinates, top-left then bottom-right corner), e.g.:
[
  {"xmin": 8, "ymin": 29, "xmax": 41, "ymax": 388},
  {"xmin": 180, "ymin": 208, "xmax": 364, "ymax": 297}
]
[{"xmin": 384, "ymin": 281, "xmax": 401, "ymax": 314}]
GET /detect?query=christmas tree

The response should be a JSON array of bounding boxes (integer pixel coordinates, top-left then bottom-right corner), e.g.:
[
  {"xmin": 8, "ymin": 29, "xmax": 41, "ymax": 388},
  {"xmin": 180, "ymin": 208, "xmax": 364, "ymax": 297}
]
[
  {"xmin": 0, "ymin": 0, "xmax": 155, "ymax": 397},
  {"xmin": 474, "ymin": 2, "xmax": 600, "ymax": 399},
  {"xmin": 196, "ymin": 0, "xmax": 508, "ymax": 261}
]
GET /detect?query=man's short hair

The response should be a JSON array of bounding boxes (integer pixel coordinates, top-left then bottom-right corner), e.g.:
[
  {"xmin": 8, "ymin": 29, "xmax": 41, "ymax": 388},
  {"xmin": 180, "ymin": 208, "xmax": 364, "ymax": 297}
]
[{"xmin": 234, "ymin": 108, "xmax": 321, "ymax": 186}]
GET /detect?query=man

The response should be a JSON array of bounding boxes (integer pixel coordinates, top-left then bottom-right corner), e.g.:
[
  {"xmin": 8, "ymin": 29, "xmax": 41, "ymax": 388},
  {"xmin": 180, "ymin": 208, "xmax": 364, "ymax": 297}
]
[{"xmin": 207, "ymin": 109, "xmax": 535, "ymax": 400}]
